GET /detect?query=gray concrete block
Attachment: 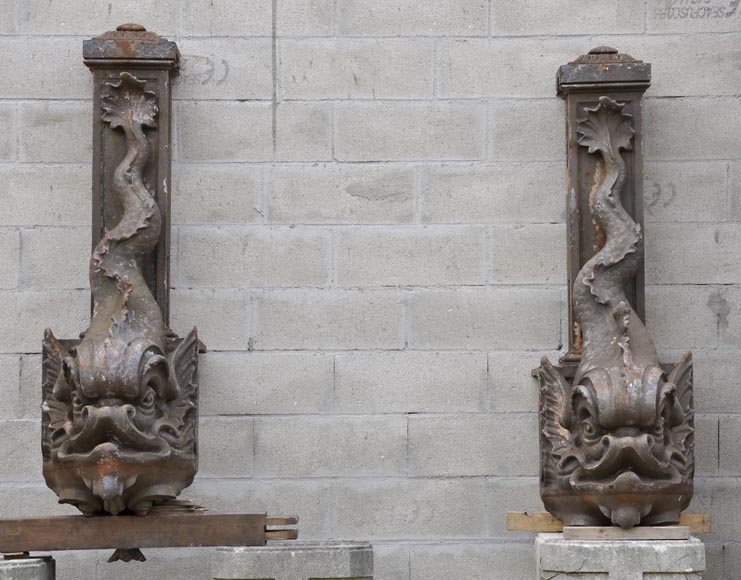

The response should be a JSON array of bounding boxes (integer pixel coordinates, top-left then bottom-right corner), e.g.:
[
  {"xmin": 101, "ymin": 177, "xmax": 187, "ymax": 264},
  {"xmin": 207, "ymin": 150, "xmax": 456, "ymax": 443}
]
[
  {"xmin": 255, "ymin": 416, "xmax": 406, "ymax": 477},
  {"xmin": 372, "ymin": 544, "xmax": 409, "ymax": 580},
  {"xmin": 0, "ymin": 106, "xmax": 15, "ymax": 160},
  {"xmin": 0, "ymin": 356, "xmax": 20, "ymax": 419},
  {"xmin": 200, "ymin": 352, "xmax": 333, "ymax": 415},
  {"xmin": 486, "ymin": 477, "xmax": 542, "ymax": 538},
  {"xmin": 16, "ymin": 484, "xmax": 79, "ymax": 518},
  {"xmin": 256, "ymin": 289, "xmax": 404, "ymax": 350},
  {"xmin": 645, "ymin": 285, "xmax": 720, "ymax": 350},
  {"xmin": 0, "ymin": 290, "xmax": 87, "ymax": 354},
  {"xmin": 53, "ymin": 551, "xmax": 97, "ymax": 580},
  {"xmin": 644, "ymin": 161, "xmax": 727, "ymax": 222},
  {"xmin": 489, "ymin": 99, "xmax": 564, "ymax": 162},
  {"xmin": 173, "ymin": 164, "xmax": 262, "ymax": 225},
  {"xmin": 213, "ymin": 543, "xmax": 373, "ymax": 580},
  {"xmin": 336, "ymin": 226, "xmax": 486, "ymax": 287},
  {"xmin": 176, "ymin": 39, "xmax": 272, "ymax": 100},
  {"xmin": 335, "ymin": 351, "xmax": 487, "ymax": 413},
  {"xmin": 275, "ymin": 103, "xmax": 332, "ymax": 162},
  {"xmin": 198, "ymin": 417, "xmax": 254, "ymax": 478},
  {"xmin": 719, "ymin": 415, "xmax": 741, "ymax": 475},
  {"xmin": 492, "ymin": 0, "xmax": 643, "ymax": 35},
  {"xmin": 407, "ymin": 288, "xmax": 561, "ymax": 350},
  {"xmin": 187, "ymin": 478, "xmax": 333, "ymax": 539},
  {"xmin": 98, "ymin": 548, "xmax": 213, "ymax": 580},
  {"xmin": 0, "ymin": 166, "xmax": 90, "ymax": 226},
  {"xmin": 0, "ymin": 421, "xmax": 40, "ymax": 481},
  {"xmin": 277, "ymin": 0, "xmax": 333, "ymax": 35},
  {"xmin": 730, "ymin": 162, "xmax": 741, "ymax": 220},
  {"xmin": 178, "ymin": 226, "xmax": 330, "ymax": 287},
  {"xmin": 0, "ymin": 3, "xmax": 12, "ymax": 32},
  {"xmin": 410, "ymin": 543, "xmax": 534, "ymax": 580},
  {"xmin": 693, "ymin": 353, "xmax": 741, "ymax": 412},
  {"xmin": 179, "ymin": 102, "xmax": 272, "ymax": 162},
  {"xmin": 0, "ymin": 229, "xmax": 20, "ymax": 289},
  {"xmin": 536, "ymin": 534, "xmax": 705, "ymax": 579},
  {"xmin": 645, "ymin": 97, "xmax": 741, "ymax": 160},
  {"xmin": 334, "ymin": 102, "xmax": 485, "ymax": 162},
  {"xmin": 0, "ymin": 38, "xmax": 90, "ymax": 98},
  {"xmin": 268, "ymin": 164, "xmax": 415, "ymax": 225},
  {"xmin": 489, "ymin": 223, "xmax": 567, "ymax": 284},
  {"xmin": 437, "ymin": 38, "xmax": 585, "ymax": 98},
  {"xmin": 0, "ymin": 557, "xmax": 54, "ymax": 580},
  {"xmin": 332, "ymin": 478, "xmax": 486, "ymax": 539},
  {"xmin": 408, "ymin": 414, "xmax": 539, "ymax": 476},
  {"xmin": 717, "ymin": 287, "xmax": 741, "ymax": 348},
  {"xmin": 695, "ymin": 413, "xmax": 720, "ymax": 476},
  {"xmin": 420, "ymin": 163, "xmax": 564, "ymax": 224},
  {"xmin": 337, "ymin": 0, "xmax": 488, "ymax": 36},
  {"xmin": 648, "ymin": 0, "xmax": 741, "ymax": 32},
  {"xmin": 279, "ymin": 39, "xmax": 432, "ymax": 100},
  {"xmin": 180, "ymin": 0, "xmax": 271, "ymax": 36},
  {"xmin": 690, "ymin": 477, "xmax": 741, "ymax": 540},
  {"xmin": 20, "ymin": 228, "xmax": 88, "ymax": 290},
  {"xmin": 18, "ymin": 355, "xmax": 40, "ymax": 420},
  {"xmin": 488, "ymin": 351, "xmax": 560, "ymax": 413},
  {"xmin": 170, "ymin": 288, "xmax": 253, "ymax": 351},
  {"xmin": 19, "ymin": 103, "xmax": 91, "ymax": 163}
]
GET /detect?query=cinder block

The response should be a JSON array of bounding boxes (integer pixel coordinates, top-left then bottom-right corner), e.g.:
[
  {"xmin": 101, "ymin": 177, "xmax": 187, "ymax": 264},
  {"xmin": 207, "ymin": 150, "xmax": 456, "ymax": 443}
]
[
  {"xmin": 489, "ymin": 224, "xmax": 566, "ymax": 284},
  {"xmin": 200, "ymin": 352, "xmax": 333, "ymax": 415},
  {"xmin": 410, "ymin": 543, "xmax": 535, "ymax": 580},
  {"xmin": 731, "ymin": 162, "xmax": 741, "ymax": 220},
  {"xmin": 19, "ymin": 102, "xmax": 91, "ymax": 162},
  {"xmin": 336, "ymin": 226, "xmax": 486, "ymax": 286},
  {"xmin": 726, "ymin": 541, "xmax": 741, "ymax": 579},
  {"xmin": 178, "ymin": 102, "xmax": 272, "ymax": 162},
  {"xmin": 0, "ymin": 485, "xmax": 19, "ymax": 517},
  {"xmin": 97, "ymin": 548, "xmax": 213, "ymax": 580},
  {"xmin": 256, "ymin": 289, "xmax": 404, "ymax": 350},
  {"xmin": 0, "ymin": 229, "xmax": 20, "ymax": 289},
  {"xmin": 0, "ymin": 290, "xmax": 87, "ymax": 354},
  {"xmin": 172, "ymin": 164, "xmax": 262, "ymax": 225},
  {"xmin": 489, "ymin": 99, "xmax": 564, "ymax": 162},
  {"xmin": 16, "ymin": 484, "xmax": 79, "ymax": 518},
  {"xmin": 0, "ymin": 105, "xmax": 15, "ymax": 160},
  {"xmin": 373, "ymin": 544, "xmax": 410, "ymax": 580},
  {"xmin": 0, "ymin": 420, "xmax": 40, "ymax": 481},
  {"xmin": 180, "ymin": 0, "xmax": 271, "ymax": 36},
  {"xmin": 720, "ymin": 415, "xmax": 741, "ymax": 475},
  {"xmin": 645, "ymin": 97, "xmax": 741, "ymax": 160},
  {"xmin": 198, "ymin": 417, "xmax": 254, "ymax": 477},
  {"xmin": 268, "ymin": 164, "xmax": 415, "ymax": 225},
  {"xmin": 408, "ymin": 414, "xmax": 539, "ymax": 476},
  {"xmin": 334, "ymin": 102, "xmax": 485, "ymax": 162},
  {"xmin": 18, "ymin": 0, "xmax": 176, "ymax": 35},
  {"xmin": 0, "ymin": 38, "xmax": 90, "ymax": 98},
  {"xmin": 20, "ymin": 227, "xmax": 88, "ymax": 290},
  {"xmin": 594, "ymin": 33, "xmax": 741, "ymax": 97},
  {"xmin": 0, "ymin": 166, "xmax": 90, "ymax": 226},
  {"xmin": 176, "ymin": 39, "xmax": 272, "ymax": 100},
  {"xmin": 54, "ymin": 551, "xmax": 98, "ymax": 580},
  {"xmin": 254, "ymin": 416, "xmax": 406, "ymax": 476},
  {"xmin": 420, "ymin": 163, "xmax": 564, "ymax": 224},
  {"xmin": 337, "ymin": 0, "xmax": 488, "ymax": 36},
  {"xmin": 718, "ymin": 287, "xmax": 741, "ymax": 348},
  {"xmin": 695, "ymin": 413, "xmax": 719, "ymax": 476},
  {"xmin": 486, "ymin": 477, "xmax": 542, "ymax": 538},
  {"xmin": 648, "ymin": 1, "xmax": 741, "ymax": 32},
  {"xmin": 187, "ymin": 478, "xmax": 333, "ymax": 539},
  {"xmin": 277, "ymin": 0, "xmax": 333, "ymax": 36},
  {"xmin": 492, "ymin": 0, "xmax": 643, "ymax": 35},
  {"xmin": 407, "ymin": 288, "xmax": 561, "ymax": 350},
  {"xmin": 693, "ymin": 352, "xmax": 741, "ymax": 412},
  {"xmin": 437, "ymin": 38, "xmax": 585, "ymax": 98},
  {"xmin": 279, "ymin": 39, "xmax": 432, "ymax": 100},
  {"xmin": 645, "ymin": 285, "xmax": 720, "ymax": 350},
  {"xmin": 332, "ymin": 478, "xmax": 486, "ymax": 539},
  {"xmin": 275, "ymin": 103, "xmax": 332, "ymax": 162},
  {"xmin": 0, "ymin": 557, "xmax": 55, "ymax": 580},
  {"xmin": 644, "ymin": 161, "xmax": 727, "ymax": 222},
  {"xmin": 0, "ymin": 356, "xmax": 20, "ymax": 419},
  {"xmin": 647, "ymin": 223, "xmax": 741, "ymax": 284},
  {"xmin": 488, "ymin": 351, "xmax": 560, "ymax": 413},
  {"xmin": 335, "ymin": 351, "xmax": 487, "ymax": 413},
  {"xmin": 178, "ymin": 226, "xmax": 330, "ymax": 287},
  {"xmin": 0, "ymin": 3, "xmax": 12, "ymax": 32},
  {"xmin": 690, "ymin": 477, "xmax": 741, "ymax": 540},
  {"xmin": 170, "ymin": 288, "xmax": 253, "ymax": 351}
]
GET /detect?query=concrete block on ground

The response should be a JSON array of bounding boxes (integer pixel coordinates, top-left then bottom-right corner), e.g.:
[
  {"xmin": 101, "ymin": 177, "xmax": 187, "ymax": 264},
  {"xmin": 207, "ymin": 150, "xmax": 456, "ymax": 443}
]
[
  {"xmin": 536, "ymin": 534, "xmax": 705, "ymax": 579},
  {"xmin": 0, "ymin": 557, "xmax": 54, "ymax": 580},
  {"xmin": 212, "ymin": 543, "xmax": 373, "ymax": 580}
]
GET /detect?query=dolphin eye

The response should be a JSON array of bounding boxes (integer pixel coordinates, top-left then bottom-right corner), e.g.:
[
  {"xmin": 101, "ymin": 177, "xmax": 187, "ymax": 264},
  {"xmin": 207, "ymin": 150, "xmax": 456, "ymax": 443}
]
[{"xmin": 141, "ymin": 388, "xmax": 156, "ymax": 410}]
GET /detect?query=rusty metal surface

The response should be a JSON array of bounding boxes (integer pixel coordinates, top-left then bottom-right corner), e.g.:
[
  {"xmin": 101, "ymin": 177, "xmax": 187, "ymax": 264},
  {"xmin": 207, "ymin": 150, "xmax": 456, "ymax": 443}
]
[
  {"xmin": 537, "ymin": 56, "xmax": 694, "ymax": 529},
  {"xmin": 41, "ymin": 26, "xmax": 203, "ymax": 518}
]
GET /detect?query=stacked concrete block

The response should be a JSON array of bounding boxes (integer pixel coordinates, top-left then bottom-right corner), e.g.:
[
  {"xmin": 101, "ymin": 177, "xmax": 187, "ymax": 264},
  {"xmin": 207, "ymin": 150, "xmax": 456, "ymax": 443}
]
[{"xmin": 0, "ymin": 1, "xmax": 739, "ymax": 579}]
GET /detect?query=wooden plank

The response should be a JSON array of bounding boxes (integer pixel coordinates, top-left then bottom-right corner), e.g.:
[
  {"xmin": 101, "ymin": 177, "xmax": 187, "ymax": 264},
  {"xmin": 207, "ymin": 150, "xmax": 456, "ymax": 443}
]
[
  {"xmin": 507, "ymin": 512, "xmax": 711, "ymax": 534},
  {"xmin": 563, "ymin": 526, "xmax": 690, "ymax": 541},
  {"xmin": 0, "ymin": 514, "xmax": 268, "ymax": 553}
]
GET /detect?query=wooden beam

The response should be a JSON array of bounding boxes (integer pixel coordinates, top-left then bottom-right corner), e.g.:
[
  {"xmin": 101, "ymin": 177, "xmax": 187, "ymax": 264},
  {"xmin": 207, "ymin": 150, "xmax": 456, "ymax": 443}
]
[
  {"xmin": 0, "ymin": 513, "xmax": 280, "ymax": 553},
  {"xmin": 563, "ymin": 526, "xmax": 690, "ymax": 541},
  {"xmin": 506, "ymin": 512, "xmax": 711, "ymax": 534}
]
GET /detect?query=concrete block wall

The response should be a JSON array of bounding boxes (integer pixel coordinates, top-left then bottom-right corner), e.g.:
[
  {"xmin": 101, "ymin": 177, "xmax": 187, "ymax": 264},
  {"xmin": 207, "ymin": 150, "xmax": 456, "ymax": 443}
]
[{"xmin": 0, "ymin": 1, "xmax": 739, "ymax": 578}]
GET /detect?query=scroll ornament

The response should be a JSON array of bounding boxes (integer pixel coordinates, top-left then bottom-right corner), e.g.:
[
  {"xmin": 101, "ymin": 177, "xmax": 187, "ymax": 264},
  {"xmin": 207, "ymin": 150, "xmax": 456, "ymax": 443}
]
[
  {"xmin": 42, "ymin": 73, "xmax": 199, "ymax": 517},
  {"xmin": 538, "ymin": 97, "xmax": 694, "ymax": 528}
]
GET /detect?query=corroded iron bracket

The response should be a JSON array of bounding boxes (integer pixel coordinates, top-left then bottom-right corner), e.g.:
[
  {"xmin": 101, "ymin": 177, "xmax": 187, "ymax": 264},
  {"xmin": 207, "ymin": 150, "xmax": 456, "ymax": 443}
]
[
  {"xmin": 536, "ymin": 49, "xmax": 694, "ymax": 529},
  {"xmin": 41, "ymin": 25, "xmax": 203, "ymax": 519}
]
